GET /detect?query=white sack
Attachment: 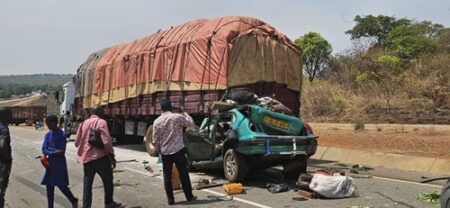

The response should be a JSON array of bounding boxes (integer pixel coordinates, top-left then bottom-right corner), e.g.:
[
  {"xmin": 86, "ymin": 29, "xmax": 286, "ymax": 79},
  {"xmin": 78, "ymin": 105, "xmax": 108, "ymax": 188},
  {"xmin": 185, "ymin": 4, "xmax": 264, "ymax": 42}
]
[{"xmin": 309, "ymin": 174, "xmax": 359, "ymax": 198}]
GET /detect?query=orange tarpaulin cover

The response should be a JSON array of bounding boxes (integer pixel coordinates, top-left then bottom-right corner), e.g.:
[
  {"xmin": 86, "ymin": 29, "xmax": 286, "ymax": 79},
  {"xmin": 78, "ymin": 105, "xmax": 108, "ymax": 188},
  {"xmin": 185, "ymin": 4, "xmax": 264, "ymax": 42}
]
[{"xmin": 75, "ymin": 16, "xmax": 301, "ymax": 107}]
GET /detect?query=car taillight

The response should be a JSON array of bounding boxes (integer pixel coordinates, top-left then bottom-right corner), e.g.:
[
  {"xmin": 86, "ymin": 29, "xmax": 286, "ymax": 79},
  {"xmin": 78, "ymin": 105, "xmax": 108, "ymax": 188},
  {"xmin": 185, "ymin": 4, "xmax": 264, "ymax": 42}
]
[{"xmin": 304, "ymin": 122, "xmax": 313, "ymax": 134}]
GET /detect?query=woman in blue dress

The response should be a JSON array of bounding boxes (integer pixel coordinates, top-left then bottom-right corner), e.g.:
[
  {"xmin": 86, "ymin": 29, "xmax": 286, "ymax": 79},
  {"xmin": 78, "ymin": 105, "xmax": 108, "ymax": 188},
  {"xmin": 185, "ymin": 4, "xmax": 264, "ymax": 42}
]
[{"xmin": 41, "ymin": 115, "xmax": 78, "ymax": 208}]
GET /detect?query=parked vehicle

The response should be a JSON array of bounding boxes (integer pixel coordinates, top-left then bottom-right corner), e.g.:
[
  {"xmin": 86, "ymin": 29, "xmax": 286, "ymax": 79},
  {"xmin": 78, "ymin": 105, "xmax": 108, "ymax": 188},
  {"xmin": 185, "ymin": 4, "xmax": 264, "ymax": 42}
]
[
  {"xmin": 56, "ymin": 16, "xmax": 315, "ymax": 179},
  {"xmin": 10, "ymin": 106, "xmax": 47, "ymax": 126}
]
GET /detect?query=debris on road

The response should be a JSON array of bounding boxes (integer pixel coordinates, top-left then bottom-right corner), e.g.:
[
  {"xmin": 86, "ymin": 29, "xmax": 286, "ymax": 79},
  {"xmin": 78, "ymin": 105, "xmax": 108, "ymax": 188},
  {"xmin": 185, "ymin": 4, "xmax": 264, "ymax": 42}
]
[
  {"xmin": 292, "ymin": 196, "xmax": 308, "ymax": 201},
  {"xmin": 297, "ymin": 190, "xmax": 319, "ymax": 199},
  {"xmin": 417, "ymin": 191, "xmax": 440, "ymax": 204},
  {"xmin": 194, "ymin": 178, "xmax": 228, "ymax": 190},
  {"xmin": 223, "ymin": 183, "xmax": 245, "ymax": 195},
  {"xmin": 335, "ymin": 163, "xmax": 349, "ymax": 167},
  {"xmin": 309, "ymin": 174, "xmax": 359, "ymax": 198},
  {"xmin": 420, "ymin": 176, "xmax": 450, "ymax": 183},
  {"xmin": 113, "ymin": 169, "xmax": 125, "ymax": 173},
  {"xmin": 348, "ymin": 174, "xmax": 372, "ymax": 179},
  {"xmin": 116, "ymin": 159, "xmax": 137, "ymax": 163},
  {"xmin": 144, "ymin": 165, "xmax": 153, "ymax": 173},
  {"xmin": 350, "ymin": 164, "xmax": 373, "ymax": 174},
  {"xmin": 206, "ymin": 195, "xmax": 233, "ymax": 201},
  {"xmin": 266, "ymin": 183, "xmax": 289, "ymax": 193},
  {"xmin": 295, "ymin": 173, "xmax": 313, "ymax": 191}
]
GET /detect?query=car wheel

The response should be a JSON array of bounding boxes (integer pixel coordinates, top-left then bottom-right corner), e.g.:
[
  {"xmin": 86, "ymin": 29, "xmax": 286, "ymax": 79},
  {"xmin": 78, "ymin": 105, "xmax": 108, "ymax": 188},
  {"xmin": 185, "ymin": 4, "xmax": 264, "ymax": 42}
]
[
  {"xmin": 441, "ymin": 181, "xmax": 450, "ymax": 208},
  {"xmin": 144, "ymin": 125, "xmax": 159, "ymax": 157},
  {"xmin": 283, "ymin": 156, "xmax": 307, "ymax": 179},
  {"xmin": 223, "ymin": 149, "xmax": 247, "ymax": 182}
]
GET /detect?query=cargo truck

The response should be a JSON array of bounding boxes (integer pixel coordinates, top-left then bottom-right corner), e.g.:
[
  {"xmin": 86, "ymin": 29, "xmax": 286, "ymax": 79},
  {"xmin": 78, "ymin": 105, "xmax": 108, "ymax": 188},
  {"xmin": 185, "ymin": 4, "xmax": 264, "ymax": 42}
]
[
  {"xmin": 57, "ymin": 16, "xmax": 317, "ymax": 180},
  {"xmin": 10, "ymin": 106, "xmax": 47, "ymax": 126}
]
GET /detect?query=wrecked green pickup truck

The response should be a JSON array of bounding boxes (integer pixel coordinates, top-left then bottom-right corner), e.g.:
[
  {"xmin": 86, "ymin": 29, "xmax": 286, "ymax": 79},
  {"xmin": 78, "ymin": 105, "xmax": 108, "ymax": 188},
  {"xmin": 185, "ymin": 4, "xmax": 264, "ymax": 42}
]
[{"xmin": 183, "ymin": 104, "xmax": 318, "ymax": 182}]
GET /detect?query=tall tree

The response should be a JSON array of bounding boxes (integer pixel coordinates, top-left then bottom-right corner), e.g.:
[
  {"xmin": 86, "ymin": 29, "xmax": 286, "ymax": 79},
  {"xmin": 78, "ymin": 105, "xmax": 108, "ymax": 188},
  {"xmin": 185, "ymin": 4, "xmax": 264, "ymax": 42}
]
[
  {"xmin": 345, "ymin": 15, "xmax": 410, "ymax": 46},
  {"xmin": 295, "ymin": 32, "xmax": 332, "ymax": 82}
]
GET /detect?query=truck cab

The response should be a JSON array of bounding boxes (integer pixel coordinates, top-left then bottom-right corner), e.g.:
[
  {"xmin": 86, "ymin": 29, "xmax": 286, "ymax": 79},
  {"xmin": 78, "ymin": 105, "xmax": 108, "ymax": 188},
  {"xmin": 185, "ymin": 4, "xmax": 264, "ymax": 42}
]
[{"xmin": 56, "ymin": 82, "xmax": 75, "ymax": 135}]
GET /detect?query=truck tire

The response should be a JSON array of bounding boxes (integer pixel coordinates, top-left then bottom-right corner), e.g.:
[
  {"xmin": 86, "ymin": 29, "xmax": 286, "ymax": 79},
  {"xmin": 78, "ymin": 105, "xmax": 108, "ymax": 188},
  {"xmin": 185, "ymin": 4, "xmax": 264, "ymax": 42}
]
[
  {"xmin": 144, "ymin": 125, "xmax": 159, "ymax": 157},
  {"xmin": 441, "ymin": 181, "xmax": 450, "ymax": 208},
  {"xmin": 283, "ymin": 156, "xmax": 307, "ymax": 179},
  {"xmin": 223, "ymin": 149, "xmax": 248, "ymax": 182}
]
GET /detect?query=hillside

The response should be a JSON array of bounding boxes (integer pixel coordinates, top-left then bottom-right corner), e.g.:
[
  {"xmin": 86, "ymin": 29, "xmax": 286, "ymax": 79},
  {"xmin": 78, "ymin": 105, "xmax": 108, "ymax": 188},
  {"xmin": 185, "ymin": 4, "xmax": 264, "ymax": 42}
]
[
  {"xmin": 300, "ymin": 15, "xmax": 450, "ymax": 124},
  {"xmin": 0, "ymin": 74, "xmax": 73, "ymax": 99}
]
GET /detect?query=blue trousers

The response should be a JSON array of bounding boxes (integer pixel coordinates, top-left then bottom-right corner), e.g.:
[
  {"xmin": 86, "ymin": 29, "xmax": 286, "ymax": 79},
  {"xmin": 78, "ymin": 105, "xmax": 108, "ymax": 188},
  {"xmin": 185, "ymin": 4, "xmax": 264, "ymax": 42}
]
[{"xmin": 46, "ymin": 185, "xmax": 76, "ymax": 208}]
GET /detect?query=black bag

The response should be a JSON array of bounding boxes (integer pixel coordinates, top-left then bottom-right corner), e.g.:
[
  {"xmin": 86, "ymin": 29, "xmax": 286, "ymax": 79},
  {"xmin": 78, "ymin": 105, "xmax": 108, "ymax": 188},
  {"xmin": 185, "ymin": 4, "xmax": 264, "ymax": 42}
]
[
  {"xmin": 88, "ymin": 120, "xmax": 105, "ymax": 149},
  {"xmin": 227, "ymin": 88, "xmax": 257, "ymax": 105}
]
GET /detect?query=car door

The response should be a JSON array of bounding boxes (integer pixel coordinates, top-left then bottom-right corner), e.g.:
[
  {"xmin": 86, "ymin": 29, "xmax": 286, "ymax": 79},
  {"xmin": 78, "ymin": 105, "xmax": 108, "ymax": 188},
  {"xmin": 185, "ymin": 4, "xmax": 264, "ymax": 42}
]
[{"xmin": 183, "ymin": 117, "xmax": 218, "ymax": 162}]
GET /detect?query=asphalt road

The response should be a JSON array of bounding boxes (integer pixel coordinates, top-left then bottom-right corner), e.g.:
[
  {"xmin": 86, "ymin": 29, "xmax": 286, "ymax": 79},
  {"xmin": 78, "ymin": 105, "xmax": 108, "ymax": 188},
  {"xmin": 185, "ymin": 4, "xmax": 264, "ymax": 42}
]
[{"xmin": 5, "ymin": 127, "xmax": 444, "ymax": 208}]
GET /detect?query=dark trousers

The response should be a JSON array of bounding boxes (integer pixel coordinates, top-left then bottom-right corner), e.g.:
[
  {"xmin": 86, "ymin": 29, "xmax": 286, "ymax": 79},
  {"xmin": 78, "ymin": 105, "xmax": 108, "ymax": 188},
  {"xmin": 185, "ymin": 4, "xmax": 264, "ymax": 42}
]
[
  {"xmin": 161, "ymin": 149, "xmax": 194, "ymax": 203},
  {"xmin": 0, "ymin": 162, "xmax": 11, "ymax": 208},
  {"xmin": 46, "ymin": 185, "xmax": 76, "ymax": 208},
  {"xmin": 83, "ymin": 156, "xmax": 113, "ymax": 208}
]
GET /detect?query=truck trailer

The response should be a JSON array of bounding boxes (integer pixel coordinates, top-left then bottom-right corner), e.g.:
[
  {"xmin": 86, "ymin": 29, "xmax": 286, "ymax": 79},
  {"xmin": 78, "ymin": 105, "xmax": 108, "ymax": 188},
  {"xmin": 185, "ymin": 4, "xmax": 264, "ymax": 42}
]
[
  {"xmin": 10, "ymin": 106, "xmax": 47, "ymax": 126},
  {"xmin": 57, "ymin": 16, "xmax": 316, "ymax": 180},
  {"xmin": 59, "ymin": 16, "xmax": 303, "ymax": 141}
]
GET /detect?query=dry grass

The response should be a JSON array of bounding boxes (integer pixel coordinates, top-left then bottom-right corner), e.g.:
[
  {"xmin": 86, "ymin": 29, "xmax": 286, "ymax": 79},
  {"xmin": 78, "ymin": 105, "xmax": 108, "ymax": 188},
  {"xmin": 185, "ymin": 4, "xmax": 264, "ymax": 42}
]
[{"xmin": 301, "ymin": 51, "xmax": 450, "ymax": 124}]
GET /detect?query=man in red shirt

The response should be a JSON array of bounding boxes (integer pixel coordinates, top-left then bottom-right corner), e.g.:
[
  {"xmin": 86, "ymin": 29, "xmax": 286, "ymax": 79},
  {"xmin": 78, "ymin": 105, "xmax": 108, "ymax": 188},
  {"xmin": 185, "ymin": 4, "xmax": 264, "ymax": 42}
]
[
  {"xmin": 75, "ymin": 106, "xmax": 122, "ymax": 208},
  {"xmin": 152, "ymin": 99, "xmax": 197, "ymax": 205}
]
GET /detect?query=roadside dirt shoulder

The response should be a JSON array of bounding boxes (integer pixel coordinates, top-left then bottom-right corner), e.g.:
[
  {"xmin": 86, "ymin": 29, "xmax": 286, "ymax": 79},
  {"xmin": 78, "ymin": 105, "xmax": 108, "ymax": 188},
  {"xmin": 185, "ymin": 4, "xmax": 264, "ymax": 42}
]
[{"xmin": 312, "ymin": 123, "xmax": 450, "ymax": 159}]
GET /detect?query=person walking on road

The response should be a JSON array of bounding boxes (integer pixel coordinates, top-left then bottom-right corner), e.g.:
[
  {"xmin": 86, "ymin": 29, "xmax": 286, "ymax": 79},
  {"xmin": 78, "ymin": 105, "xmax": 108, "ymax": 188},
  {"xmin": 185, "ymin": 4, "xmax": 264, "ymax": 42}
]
[
  {"xmin": 0, "ymin": 108, "xmax": 12, "ymax": 208},
  {"xmin": 75, "ymin": 106, "xmax": 122, "ymax": 208},
  {"xmin": 41, "ymin": 115, "xmax": 78, "ymax": 208},
  {"xmin": 152, "ymin": 98, "xmax": 197, "ymax": 205}
]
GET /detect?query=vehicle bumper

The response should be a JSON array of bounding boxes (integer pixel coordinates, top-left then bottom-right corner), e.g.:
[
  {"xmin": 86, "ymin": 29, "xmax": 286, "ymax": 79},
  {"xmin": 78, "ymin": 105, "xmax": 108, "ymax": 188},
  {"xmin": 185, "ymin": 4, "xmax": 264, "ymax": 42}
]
[{"xmin": 236, "ymin": 135, "xmax": 318, "ymax": 156}]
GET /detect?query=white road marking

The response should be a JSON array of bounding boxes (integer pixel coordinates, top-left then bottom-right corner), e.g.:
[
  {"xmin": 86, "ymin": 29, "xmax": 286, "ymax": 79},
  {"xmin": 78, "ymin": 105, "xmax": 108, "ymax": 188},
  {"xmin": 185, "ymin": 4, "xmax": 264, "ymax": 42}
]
[
  {"xmin": 373, "ymin": 176, "xmax": 443, "ymax": 188},
  {"xmin": 124, "ymin": 167, "xmax": 272, "ymax": 208}
]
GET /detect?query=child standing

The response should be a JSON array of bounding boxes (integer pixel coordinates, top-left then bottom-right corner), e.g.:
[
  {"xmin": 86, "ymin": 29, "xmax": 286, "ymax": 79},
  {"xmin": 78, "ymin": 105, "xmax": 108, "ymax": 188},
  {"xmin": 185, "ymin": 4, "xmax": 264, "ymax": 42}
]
[{"xmin": 41, "ymin": 115, "xmax": 78, "ymax": 208}]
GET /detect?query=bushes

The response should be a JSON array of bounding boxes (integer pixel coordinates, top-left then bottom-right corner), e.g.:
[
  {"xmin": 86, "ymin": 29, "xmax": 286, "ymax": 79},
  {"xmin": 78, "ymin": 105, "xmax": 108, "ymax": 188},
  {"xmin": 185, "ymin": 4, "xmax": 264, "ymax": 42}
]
[{"xmin": 303, "ymin": 45, "xmax": 450, "ymax": 123}]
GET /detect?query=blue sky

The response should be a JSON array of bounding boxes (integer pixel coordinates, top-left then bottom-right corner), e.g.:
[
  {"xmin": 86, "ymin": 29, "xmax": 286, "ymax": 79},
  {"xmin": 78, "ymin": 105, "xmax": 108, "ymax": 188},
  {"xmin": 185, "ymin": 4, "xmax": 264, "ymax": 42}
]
[{"xmin": 0, "ymin": 0, "xmax": 449, "ymax": 75}]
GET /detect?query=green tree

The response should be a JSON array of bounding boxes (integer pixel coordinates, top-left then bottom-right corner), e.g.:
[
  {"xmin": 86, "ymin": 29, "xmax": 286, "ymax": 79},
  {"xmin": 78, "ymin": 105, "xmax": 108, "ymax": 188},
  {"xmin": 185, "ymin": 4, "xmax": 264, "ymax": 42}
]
[
  {"xmin": 347, "ymin": 15, "xmax": 441, "ymax": 60},
  {"xmin": 345, "ymin": 15, "xmax": 410, "ymax": 46},
  {"xmin": 295, "ymin": 32, "xmax": 332, "ymax": 82},
  {"xmin": 386, "ymin": 23, "xmax": 437, "ymax": 59}
]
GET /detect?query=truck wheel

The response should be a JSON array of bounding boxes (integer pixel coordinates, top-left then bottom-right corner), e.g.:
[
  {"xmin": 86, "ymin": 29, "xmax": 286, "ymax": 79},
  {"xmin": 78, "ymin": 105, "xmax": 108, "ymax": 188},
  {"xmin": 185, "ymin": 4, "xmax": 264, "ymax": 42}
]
[
  {"xmin": 441, "ymin": 181, "xmax": 450, "ymax": 208},
  {"xmin": 223, "ymin": 149, "xmax": 247, "ymax": 182},
  {"xmin": 144, "ymin": 125, "xmax": 159, "ymax": 157},
  {"xmin": 283, "ymin": 156, "xmax": 307, "ymax": 179}
]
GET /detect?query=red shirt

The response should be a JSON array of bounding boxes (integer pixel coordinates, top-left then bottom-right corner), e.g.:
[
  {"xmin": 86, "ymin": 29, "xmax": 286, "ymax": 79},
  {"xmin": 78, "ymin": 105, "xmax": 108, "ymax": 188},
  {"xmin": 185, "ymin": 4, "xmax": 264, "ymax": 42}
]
[{"xmin": 75, "ymin": 115, "xmax": 115, "ymax": 164}]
